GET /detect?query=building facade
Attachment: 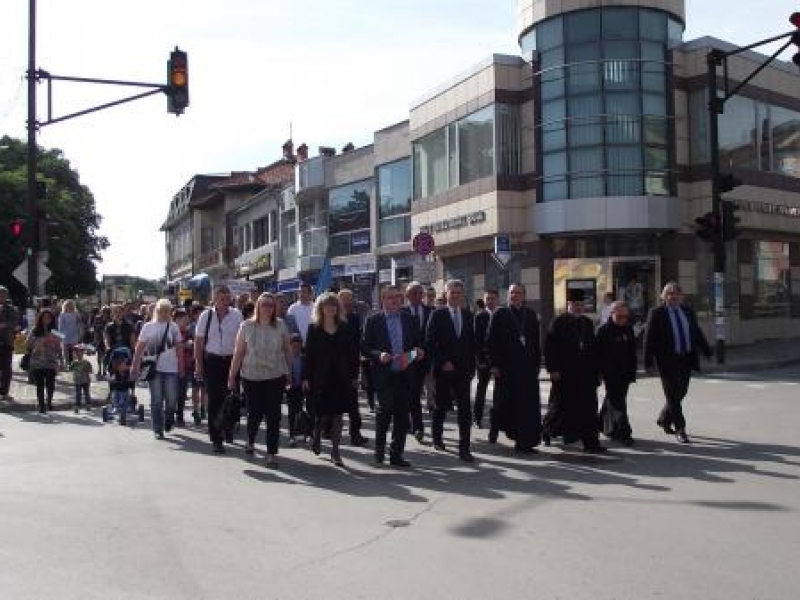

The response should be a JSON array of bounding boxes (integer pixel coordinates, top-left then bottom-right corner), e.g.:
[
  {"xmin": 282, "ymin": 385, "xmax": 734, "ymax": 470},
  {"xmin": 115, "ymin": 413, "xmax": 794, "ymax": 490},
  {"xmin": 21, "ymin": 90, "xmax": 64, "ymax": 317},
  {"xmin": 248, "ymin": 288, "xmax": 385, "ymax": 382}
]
[{"xmin": 162, "ymin": 0, "xmax": 800, "ymax": 344}]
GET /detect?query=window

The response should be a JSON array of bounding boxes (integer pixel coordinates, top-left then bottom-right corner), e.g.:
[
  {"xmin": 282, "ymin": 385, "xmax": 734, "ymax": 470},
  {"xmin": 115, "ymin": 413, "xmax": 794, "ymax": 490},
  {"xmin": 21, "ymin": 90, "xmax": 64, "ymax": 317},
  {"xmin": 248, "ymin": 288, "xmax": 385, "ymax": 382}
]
[
  {"xmin": 754, "ymin": 241, "xmax": 791, "ymax": 318},
  {"xmin": 458, "ymin": 105, "xmax": 495, "ymax": 184},
  {"xmin": 269, "ymin": 210, "xmax": 278, "ymax": 243},
  {"xmin": 329, "ymin": 180, "xmax": 372, "ymax": 236},
  {"xmin": 200, "ymin": 227, "xmax": 216, "ymax": 253},
  {"xmin": 413, "ymin": 129, "xmax": 448, "ymax": 199},
  {"xmin": 378, "ymin": 158, "xmax": 412, "ymax": 246},
  {"xmin": 252, "ymin": 217, "xmax": 268, "ymax": 249}
]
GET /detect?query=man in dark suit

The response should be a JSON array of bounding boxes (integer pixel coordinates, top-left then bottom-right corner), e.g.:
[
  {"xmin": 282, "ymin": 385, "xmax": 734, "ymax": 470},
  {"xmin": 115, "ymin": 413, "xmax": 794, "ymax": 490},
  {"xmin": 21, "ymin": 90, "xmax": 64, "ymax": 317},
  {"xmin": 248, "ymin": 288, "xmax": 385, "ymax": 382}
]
[
  {"xmin": 487, "ymin": 283, "xmax": 542, "ymax": 453},
  {"xmin": 402, "ymin": 281, "xmax": 432, "ymax": 442},
  {"xmin": 425, "ymin": 279, "xmax": 477, "ymax": 462},
  {"xmin": 644, "ymin": 281, "xmax": 712, "ymax": 443},
  {"xmin": 362, "ymin": 285, "xmax": 426, "ymax": 467},
  {"xmin": 473, "ymin": 289, "xmax": 499, "ymax": 428},
  {"xmin": 338, "ymin": 289, "xmax": 368, "ymax": 447}
]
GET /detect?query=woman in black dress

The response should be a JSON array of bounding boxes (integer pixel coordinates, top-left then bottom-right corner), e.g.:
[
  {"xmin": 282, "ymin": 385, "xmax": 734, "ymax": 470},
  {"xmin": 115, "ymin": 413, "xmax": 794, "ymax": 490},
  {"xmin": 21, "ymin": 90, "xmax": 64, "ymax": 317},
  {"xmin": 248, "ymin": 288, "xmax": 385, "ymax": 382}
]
[
  {"xmin": 303, "ymin": 292, "xmax": 359, "ymax": 466},
  {"xmin": 596, "ymin": 301, "xmax": 638, "ymax": 446}
]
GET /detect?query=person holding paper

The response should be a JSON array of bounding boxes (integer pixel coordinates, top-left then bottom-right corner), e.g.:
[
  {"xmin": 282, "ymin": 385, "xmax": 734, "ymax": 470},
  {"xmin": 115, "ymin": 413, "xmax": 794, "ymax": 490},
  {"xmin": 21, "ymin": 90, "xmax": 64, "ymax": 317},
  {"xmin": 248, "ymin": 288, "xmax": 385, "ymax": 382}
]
[{"xmin": 361, "ymin": 285, "xmax": 425, "ymax": 467}]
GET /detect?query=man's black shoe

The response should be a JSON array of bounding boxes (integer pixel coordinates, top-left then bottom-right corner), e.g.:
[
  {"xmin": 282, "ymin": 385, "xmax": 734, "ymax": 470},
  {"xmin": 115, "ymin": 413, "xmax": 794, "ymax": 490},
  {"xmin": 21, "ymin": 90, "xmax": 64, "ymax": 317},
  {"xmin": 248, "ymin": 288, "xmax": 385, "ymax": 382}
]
[
  {"xmin": 164, "ymin": 419, "xmax": 174, "ymax": 433},
  {"xmin": 224, "ymin": 431, "xmax": 234, "ymax": 444},
  {"xmin": 433, "ymin": 439, "xmax": 447, "ymax": 452},
  {"xmin": 389, "ymin": 456, "xmax": 411, "ymax": 468},
  {"xmin": 514, "ymin": 445, "xmax": 539, "ymax": 455},
  {"xmin": 213, "ymin": 443, "xmax": 225, "ymax": 454},
  {"xmin": 459, "ymin": 450, "xmax": 475, "ymax": 463},
  {"xmin": 657, "ymin": 419, "xmax": 676, "ymax": 435},
  {"xmin": 583, "ymin": 443, "xmax": 608, "ymax": 454},
  {"xmin": 414, "ymin": 429, "xmax": 424, "ymax": 443},
  {"xmin": 374, "ymin": 452, "xmax": 385, "ymax": 465}
]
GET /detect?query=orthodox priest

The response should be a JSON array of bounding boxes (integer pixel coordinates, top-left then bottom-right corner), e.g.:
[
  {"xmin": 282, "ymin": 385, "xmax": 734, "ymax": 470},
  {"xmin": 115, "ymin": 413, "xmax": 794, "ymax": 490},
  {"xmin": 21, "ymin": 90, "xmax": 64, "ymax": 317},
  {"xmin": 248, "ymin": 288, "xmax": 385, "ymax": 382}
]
[
  {"xmin": 486, "ymin": 283, "xmax": 542, "ymax": 453},
  {"xmin": 542, "ymin": 288, "xmax": 606, "ymax": 453}
]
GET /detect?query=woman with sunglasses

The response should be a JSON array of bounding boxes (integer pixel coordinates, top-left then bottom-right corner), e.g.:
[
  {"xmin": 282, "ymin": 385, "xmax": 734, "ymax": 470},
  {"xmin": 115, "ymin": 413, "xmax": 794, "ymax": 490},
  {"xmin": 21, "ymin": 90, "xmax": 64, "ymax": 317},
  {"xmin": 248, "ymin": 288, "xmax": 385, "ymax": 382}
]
[{"xmin": 228, "ymin": 293, "xmax": 292, "ymax": 467}]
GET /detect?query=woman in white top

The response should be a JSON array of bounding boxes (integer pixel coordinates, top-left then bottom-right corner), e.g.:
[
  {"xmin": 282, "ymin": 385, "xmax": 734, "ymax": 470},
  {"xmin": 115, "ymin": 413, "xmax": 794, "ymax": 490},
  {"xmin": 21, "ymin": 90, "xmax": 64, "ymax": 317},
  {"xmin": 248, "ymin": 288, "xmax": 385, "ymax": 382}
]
[
  {"xmin": 228, "ymin": 292, "xmax": 292, "ymax": 467},
  {"xmin": 131, "ymin": 299, "xmax": 184, "ymax": 439}
]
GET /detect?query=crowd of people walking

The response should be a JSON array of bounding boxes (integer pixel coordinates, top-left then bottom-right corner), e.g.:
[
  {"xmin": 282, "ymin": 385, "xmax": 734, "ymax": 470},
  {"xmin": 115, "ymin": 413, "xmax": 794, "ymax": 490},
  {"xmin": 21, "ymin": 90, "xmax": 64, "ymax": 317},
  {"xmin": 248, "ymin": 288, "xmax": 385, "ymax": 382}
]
[{"xmin": 0, "ymin": 278, "xmax": 713, "ymax": 468}]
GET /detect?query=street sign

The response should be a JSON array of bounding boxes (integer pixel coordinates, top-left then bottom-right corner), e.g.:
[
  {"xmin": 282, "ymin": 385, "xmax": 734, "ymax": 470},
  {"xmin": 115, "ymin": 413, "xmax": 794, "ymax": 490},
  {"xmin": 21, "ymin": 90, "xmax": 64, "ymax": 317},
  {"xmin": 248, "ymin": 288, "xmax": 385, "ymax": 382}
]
[
  {"xmin": 13, "ymin": 254, "xmax": 53, "ymax": 292},
  {"xmin": 412, "ymin": 232, "xmax": 435, "ymax": 256},
  {"xmin": 493, "ymin": 234, "xmax": 511, "ymax": 268},
  {"xmin": 412, "ymin": 260, "xmax": 436, "ymax": 284}
]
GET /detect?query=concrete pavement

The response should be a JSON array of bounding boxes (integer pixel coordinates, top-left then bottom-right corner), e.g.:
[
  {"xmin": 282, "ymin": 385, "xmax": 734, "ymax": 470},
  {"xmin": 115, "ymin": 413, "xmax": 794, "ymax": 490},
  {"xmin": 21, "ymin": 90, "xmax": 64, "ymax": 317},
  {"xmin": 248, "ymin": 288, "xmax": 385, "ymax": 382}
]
[{"xmin": 1, "ymin": 367, "xmax": 799, "ymax": 599}]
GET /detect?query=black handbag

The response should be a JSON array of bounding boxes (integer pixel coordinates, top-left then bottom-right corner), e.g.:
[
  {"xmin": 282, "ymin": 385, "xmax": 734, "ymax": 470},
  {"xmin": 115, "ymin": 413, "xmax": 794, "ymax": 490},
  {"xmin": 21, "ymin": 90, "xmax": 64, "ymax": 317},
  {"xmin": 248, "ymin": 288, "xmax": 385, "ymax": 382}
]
[
  {"xmin": 138, "ymin": 324, "xmax": 171, "ymax": 382},
  {"xmin": 20, "ymin": 351, "xmax": 31, "ymax": 371},
  {"xmin": 216, "ymin": 389, "xmax": 241, "ymax": 431}
]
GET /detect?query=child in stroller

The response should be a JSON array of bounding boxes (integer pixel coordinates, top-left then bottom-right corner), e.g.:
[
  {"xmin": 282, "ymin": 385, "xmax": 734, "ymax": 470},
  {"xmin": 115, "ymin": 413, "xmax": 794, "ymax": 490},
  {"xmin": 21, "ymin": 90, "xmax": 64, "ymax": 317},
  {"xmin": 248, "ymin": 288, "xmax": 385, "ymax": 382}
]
[{"xmin": 102, "ymin": 346, "xmax": 145, "ymax": 425}]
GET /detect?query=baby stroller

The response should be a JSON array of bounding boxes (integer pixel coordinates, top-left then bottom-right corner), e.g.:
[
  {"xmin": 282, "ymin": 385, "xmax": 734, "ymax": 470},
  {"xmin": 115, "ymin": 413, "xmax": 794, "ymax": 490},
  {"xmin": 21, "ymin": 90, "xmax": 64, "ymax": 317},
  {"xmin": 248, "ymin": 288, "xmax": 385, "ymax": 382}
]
[{"xmin": 101, "ymin": 346, "xmax": 145, "ymax": 426}]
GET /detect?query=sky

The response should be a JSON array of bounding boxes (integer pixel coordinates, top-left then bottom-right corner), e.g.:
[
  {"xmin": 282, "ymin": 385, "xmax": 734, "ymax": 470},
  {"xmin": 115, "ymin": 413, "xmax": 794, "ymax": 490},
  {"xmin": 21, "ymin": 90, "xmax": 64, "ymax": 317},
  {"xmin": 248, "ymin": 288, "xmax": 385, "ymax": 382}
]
[{"xmin": 2, "ymin": 0, "xmax": 799, "ymax": 281}]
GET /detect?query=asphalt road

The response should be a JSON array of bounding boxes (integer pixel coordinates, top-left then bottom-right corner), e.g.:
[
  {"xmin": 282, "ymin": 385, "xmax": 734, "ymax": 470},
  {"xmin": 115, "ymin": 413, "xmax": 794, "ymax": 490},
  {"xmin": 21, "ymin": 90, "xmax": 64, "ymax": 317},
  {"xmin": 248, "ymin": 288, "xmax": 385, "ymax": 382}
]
[{"xmin": 1, "ymin": 368, "xmax": 798, "ymax": 600}]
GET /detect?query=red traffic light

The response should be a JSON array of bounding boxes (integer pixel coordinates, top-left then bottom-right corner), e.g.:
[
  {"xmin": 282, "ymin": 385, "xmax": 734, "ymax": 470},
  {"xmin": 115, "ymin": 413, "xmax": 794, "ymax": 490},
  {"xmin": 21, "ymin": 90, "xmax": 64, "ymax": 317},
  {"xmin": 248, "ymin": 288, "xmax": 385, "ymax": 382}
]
[
  {"xmin": 10, "ymin": 218, "xmax": 24, "ymax": 238},
  {"xmin": 791, "ymin": 12, "xmax": 800, "ymax": 28}
]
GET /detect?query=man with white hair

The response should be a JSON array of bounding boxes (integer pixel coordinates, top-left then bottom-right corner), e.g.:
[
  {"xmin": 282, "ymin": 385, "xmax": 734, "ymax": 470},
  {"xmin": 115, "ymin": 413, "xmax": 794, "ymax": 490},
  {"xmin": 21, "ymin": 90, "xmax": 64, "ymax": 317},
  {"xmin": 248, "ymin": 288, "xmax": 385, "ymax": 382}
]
[{"xmin": 644, "ymin": 282, "xmax": 712, "ymax": 443}]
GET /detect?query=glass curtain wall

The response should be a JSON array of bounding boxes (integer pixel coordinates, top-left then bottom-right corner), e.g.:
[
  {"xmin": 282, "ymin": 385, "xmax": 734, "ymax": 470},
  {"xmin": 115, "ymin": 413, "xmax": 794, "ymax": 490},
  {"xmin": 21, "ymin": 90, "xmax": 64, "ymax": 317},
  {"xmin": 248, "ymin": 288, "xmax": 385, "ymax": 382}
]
[
  {"xmin": 527, "ymin": 7, "xmax": 682, "ymax": 202},
  {"xmin": 413, "ymin": 104, "xmax": 520, "ymax": 199},
  {"xmin": 377, "ymin": 158, "xmax": 412, "ymax": 246},
  {"xmin": 328, "ymin": 180, "xmax": 373, "ymax": 257}
]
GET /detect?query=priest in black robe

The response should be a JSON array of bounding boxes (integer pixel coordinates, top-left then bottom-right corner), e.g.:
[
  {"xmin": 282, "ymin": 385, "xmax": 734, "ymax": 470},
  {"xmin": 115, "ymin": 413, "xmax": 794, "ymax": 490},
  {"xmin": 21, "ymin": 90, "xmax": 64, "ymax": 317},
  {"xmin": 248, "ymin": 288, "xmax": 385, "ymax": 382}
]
[
  {"xmin": 542, "ymin": 288, "xmax": 606, "ymax": 453},
  {"xmin": 486, "ymin": 283, "xmax": 542, "ymax": 453}
]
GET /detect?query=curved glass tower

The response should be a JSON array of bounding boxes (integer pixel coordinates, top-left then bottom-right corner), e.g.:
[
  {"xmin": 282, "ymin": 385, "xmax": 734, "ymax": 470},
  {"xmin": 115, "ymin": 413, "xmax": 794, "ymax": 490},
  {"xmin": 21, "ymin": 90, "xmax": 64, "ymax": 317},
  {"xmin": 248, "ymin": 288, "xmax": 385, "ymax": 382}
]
[{"xmin": 520, "ymin": 3, "xmax": 684, "ymax": 203}]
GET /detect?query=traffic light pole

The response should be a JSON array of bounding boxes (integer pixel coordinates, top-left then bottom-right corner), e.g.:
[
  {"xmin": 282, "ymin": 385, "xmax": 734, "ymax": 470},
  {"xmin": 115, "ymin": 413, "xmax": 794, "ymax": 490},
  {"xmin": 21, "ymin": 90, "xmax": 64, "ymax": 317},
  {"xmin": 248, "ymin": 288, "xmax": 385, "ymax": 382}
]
[
  {"xmin": 26, "ymin": 0, "xmax": 38, "ymax": 305},
  {"xmin": 705, "ymin": 29, "xmax": 797, "ymax": 365}
]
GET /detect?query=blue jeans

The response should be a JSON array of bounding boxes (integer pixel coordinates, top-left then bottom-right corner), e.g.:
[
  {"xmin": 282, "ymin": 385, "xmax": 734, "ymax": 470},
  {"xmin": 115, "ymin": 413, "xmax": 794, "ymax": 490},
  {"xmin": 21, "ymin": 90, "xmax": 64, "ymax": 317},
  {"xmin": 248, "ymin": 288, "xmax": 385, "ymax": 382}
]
[{"xmin": 148, "ymin": 372, "xmax": 179, "ymax": 435}]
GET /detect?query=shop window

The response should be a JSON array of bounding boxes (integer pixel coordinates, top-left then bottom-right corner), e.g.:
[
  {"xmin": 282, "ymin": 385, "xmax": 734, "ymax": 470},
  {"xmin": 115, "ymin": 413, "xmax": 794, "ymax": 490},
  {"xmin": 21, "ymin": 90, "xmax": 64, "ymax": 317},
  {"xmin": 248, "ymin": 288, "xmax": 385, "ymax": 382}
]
[{"xmin": 754, "ymin": 241, "xmax": 791, "ymax": 318}]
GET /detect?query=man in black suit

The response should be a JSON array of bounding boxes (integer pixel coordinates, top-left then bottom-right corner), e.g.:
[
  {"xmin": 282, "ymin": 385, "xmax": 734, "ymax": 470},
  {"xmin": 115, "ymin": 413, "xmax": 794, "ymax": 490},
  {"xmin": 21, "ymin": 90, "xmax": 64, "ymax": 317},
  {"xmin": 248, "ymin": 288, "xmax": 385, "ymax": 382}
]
[
  {"xmin": 362, "ymin": 285, "xmax": 426, "ymax": 467},
  {"xmin": 402, "ymin": 281, "xmax": 432, "ymax": 442},
  {"xmin": 338, "ymin": 289, "xmax": 368, "ymax": 447},
  {"xmin": 644, "ymin": 281, "xmax": 712, "ymax": 443},
  {"xmin": 473, "ymin": 289, "xmax": 499, "ymax": 428},
  {"xmin": 487, "ymin": 283, "xmax": 542, "ymax": 453},
  {"xmin": 425, "ymin": 279, "xmax": 477, "ymax": 462}
]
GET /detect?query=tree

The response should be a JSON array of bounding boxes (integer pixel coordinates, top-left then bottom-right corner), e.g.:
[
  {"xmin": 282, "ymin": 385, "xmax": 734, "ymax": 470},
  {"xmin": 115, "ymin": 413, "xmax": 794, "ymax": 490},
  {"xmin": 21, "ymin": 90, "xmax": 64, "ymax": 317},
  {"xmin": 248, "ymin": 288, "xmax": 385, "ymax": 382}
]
[{"xmin": 0, "ymin": 135, "xmax": 109, "ymax": 303}]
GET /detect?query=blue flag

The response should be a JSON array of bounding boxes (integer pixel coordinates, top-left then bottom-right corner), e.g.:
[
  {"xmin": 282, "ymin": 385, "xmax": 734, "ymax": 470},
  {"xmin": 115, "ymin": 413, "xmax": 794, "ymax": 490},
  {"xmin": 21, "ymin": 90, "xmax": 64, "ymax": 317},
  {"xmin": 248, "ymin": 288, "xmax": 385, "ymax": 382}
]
[{"xmin": 314, "ymin": 254, "xmax": 332, "ymax": 296}]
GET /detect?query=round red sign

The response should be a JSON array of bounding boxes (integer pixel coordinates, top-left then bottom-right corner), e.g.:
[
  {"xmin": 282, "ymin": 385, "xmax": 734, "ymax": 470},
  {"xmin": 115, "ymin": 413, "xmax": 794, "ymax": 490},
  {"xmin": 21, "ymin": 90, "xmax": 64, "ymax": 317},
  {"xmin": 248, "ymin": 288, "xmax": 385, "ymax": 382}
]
[{"xmin": 412, "ymin": 232, "xmax": 435, "ymax": 256}]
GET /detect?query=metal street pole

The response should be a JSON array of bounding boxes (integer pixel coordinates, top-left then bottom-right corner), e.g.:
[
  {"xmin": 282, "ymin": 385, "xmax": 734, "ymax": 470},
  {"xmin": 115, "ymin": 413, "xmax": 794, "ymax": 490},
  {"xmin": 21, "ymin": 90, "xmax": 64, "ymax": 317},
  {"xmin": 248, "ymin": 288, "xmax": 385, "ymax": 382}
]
[
  {"xmin": 26, "ymin": 0, "xmax": 39, "ymax": 305},
  {"xmin": 707, "ymin": 50, "xmax": 725, "ymax": 365}
]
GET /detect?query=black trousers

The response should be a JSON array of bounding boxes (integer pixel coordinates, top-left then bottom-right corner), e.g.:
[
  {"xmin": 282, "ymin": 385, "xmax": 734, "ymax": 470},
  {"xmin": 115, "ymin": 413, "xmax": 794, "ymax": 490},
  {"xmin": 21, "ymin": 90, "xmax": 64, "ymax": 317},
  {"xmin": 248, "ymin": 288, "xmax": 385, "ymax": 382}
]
[
  {"xmin": 74, "ymin": 383, "xmax": 91, "ymax": 406},
  {"xmin": 657, "ymin": 356, "xmax": 693, "ymax": 431},
  {"xmin": 286, "ymin": 386, "xmax": 305, "ymax": 438},
  {"xmin": 242, "ymin": 377, "xmax": 284, "ymax": 454},
  {"xmin": 348, "ymin": 386, "xmax": 363, "ymax": 439},
  {"xmin": 0, "ymin": 344, "xmax": 12, "ymax": 396},
  {"xmin": 375, "ymin": 374, "xmax": 411, "ymax": 458},
  {"xmin": 204, "ymin": 353, "xmax": 233, "ymax": 444},
  {"xmin": 600, "ymin": 378, "xmax": 632, "ymax": 440},
  {"xmin": 408, "ymin": 364, "xmax": 426, "ymax": 434},
  {"xmin": 473, "ymin": 365, "xmax": 491, "ymax": 423},
  {"xmin": 32, "ymin": 368, "xmax": 56, "ymax": 409},
  {"xmin": 432, "ymin": 372, "xmax": 472, "ymax": 452}
]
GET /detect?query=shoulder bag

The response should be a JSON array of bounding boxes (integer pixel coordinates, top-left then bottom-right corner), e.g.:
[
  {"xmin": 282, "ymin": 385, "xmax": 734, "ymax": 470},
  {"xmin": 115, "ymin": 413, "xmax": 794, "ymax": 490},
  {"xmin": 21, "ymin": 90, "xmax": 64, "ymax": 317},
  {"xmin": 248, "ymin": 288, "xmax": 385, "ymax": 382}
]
[{"xmin": 138, "ymin": 323, "xmax": 171, "ymax": 382}]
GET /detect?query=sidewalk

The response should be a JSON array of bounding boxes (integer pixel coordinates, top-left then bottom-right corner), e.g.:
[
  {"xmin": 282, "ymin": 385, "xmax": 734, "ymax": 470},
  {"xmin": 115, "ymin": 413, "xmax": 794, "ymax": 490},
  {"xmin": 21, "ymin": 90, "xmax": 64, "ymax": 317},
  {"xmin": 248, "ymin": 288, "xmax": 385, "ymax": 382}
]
[{"xmin": 2, "ymin": 337, "xmax": 798, "ymax": 413}]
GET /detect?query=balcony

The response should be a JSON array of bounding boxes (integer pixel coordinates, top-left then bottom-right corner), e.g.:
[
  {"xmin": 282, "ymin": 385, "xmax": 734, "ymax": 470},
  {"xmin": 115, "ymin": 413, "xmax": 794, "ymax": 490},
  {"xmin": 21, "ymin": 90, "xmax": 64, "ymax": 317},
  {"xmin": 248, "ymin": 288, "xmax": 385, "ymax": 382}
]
[
  {"xmin": 295, "ymin": 156, "xmax": 327, "ymax": 203},
  {"xmin": 197, "ymin": 248, "xmax": 225, "ymax": 270},
  {"xmin": 167, "ymin": 253, "xmax": 194, "ymax": 276}
]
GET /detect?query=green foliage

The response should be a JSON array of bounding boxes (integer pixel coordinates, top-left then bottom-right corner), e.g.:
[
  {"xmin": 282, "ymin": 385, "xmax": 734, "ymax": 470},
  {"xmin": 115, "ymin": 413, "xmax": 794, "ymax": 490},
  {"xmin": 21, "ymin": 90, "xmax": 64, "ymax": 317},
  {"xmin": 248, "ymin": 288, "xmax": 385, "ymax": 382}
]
[{"xmin": 0, "ymin": 134, "xmax": 109, "ymax": 301}]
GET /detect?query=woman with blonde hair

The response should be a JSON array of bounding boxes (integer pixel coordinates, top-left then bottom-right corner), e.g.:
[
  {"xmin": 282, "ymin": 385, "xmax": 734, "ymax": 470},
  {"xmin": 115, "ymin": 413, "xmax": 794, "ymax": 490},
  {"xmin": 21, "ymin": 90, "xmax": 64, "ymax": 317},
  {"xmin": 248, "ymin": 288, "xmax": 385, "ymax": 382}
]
[
  {"xmin": 131, "ymin": 299, "xmax": 184, "ymax": 439},
  {"xmin": 303, "ymin": 292, "xmax": 359, "ymax": 466},
  {"xmin": 228, "ymin": 293, "xmax": 292, "ymax": 467},
  {"xmin": 57, "ymin": 299, "xmax": 83, "ymax": 367}
]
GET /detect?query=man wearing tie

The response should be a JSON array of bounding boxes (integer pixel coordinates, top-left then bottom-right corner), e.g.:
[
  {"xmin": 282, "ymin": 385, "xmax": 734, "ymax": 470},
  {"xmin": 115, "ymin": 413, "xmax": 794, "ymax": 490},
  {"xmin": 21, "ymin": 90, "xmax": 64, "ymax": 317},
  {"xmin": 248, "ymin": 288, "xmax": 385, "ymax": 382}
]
[
  {"xmin": 644, "ymin": 282, "xmax": 712, "ymax": 443},
  {"xmin": 402, "ymin": 282, "xmax": 432, "ymax": 442},
  {"xmin": 425, "ymin": 279, "xmax": 477, "ymax": 462},
  {"xmin": 362, "ymin": 285, "xmax": 426, "ymax": 467}
]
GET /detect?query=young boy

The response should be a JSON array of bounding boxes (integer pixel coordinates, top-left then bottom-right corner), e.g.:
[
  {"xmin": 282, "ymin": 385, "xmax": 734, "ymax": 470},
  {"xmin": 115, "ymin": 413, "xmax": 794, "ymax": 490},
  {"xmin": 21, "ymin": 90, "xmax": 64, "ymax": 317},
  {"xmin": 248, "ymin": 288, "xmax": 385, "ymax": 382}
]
[
  {"xmin": 285, "ymin": 334, "xmax": 306, "ymax": 447},
  {"xmin": 70, "ymin": 344, "xmax": 93, "ymax": 412}
]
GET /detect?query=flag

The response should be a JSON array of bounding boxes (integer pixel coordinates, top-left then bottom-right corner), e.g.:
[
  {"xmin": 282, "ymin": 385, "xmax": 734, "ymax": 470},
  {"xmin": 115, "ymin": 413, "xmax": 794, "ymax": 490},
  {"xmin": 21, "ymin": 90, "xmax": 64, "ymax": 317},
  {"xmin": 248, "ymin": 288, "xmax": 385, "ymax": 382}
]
[{"xmin": 314, "ymin": 254, "xmax": 332, "ymax": 296}]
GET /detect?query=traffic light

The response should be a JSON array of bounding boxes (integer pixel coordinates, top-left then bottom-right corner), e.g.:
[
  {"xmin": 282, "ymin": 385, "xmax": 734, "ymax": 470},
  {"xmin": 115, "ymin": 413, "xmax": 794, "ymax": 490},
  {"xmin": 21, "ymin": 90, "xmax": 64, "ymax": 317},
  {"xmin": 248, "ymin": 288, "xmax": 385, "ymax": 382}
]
[
  {"xmin": 722, "ymin": 200, "xmax": 742, "ymax": 242},
  {"xmin": 791, "ymin": 13, "xmax": 800, "ymax": 68},
  {"xmin": 695, "ymin": 211, "xmax": 721, "ymax": 243},
  {"xmin": 10, "ymin": 218, "xmax": 24, "ymax": 238},
  {"xmin": 167, "ymin": 47, "xmax": 189, "ymax": 115}
]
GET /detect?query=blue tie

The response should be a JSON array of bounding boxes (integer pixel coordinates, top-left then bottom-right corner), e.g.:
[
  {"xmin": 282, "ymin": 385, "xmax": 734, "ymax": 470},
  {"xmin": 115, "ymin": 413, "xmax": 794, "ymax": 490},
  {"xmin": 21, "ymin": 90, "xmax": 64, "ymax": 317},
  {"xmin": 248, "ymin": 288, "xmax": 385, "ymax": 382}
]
[
  {"xmin": 673, "ymin": 308, "xmax": 688, "ymax": 354},
  {"xmin": 388, "ymin": 315, "xmax": 403, "ymax": 355}
]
